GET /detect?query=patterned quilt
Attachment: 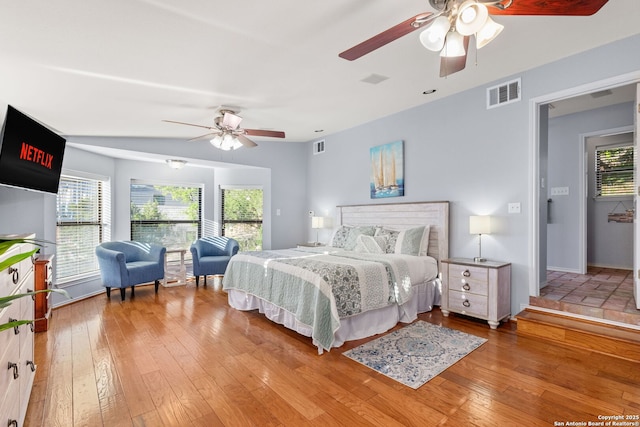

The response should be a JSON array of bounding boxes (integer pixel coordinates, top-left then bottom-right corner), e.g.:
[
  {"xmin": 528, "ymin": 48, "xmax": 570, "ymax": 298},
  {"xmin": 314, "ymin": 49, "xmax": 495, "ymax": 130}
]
[{"xmin": 222, "ymin": 248, "xmax": 412, "ymax": 351}]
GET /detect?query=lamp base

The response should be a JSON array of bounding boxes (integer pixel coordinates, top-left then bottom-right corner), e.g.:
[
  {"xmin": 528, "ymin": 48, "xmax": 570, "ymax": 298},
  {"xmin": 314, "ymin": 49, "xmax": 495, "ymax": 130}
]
[{"xmin": 473, "ymin": 256, "xmax": 487, "ymax": 263}]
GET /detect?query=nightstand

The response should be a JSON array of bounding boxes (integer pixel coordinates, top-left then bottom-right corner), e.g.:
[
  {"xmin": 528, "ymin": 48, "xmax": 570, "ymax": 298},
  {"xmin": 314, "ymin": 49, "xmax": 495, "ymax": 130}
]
[
  {"xmin": 441, "ymin": 258, "xmax": 511, "ymax": 329},
  {"xmin": 297, "ymin": 242, "xmax": 325, "ymax": 248}
]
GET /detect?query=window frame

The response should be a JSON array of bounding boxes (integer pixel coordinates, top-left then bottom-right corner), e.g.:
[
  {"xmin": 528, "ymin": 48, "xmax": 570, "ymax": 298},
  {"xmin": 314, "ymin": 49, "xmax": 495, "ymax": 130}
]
[
  {"xmin": 220, "ymin": 186, "xmax": 263, "ymax": 251},
  {"xmin": 130, "ymin": 180, "xmax": 203, "ymax": 251},
  {"xmin": 594, "ymin": 143, "xmax": 635, "ymax": 199},
  {"xmin": 55, "ymin": 172, "xmax": 111, "ymax": 285}
]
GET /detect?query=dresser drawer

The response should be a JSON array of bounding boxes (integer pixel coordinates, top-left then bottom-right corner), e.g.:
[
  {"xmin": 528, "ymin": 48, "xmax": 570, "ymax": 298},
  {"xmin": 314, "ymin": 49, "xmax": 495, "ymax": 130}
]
[
  {"xmin": 448, "ymin": 264, "xmax": 488, "ymax": 295},
  {"xmin": 448, "ymin": 290, "xmax": 488, "ymax": 318}
]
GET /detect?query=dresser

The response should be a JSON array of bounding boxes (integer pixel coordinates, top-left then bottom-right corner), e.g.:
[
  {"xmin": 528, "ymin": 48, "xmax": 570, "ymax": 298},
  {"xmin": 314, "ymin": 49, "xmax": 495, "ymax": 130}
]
[
  {"xmin": 441, "ymin": 258, "xmax": 511, "ymax": 329},
  {"xmin": 0, "ymin": 237, "xmax": 37, "ymax": 427}
]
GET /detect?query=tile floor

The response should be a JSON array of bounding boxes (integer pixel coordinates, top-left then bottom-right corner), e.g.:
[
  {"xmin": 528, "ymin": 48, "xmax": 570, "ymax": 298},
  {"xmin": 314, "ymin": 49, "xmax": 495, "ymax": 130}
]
[{"xmin": 530, "ymin": 266, "xmax": 640, "ymax": 326}]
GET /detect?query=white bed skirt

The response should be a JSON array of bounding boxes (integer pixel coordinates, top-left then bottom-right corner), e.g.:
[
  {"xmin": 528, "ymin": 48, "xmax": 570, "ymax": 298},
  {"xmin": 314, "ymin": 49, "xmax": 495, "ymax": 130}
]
[{"xmin": 226, "ymin": 279, "xmax": 441, "ymax": 352}]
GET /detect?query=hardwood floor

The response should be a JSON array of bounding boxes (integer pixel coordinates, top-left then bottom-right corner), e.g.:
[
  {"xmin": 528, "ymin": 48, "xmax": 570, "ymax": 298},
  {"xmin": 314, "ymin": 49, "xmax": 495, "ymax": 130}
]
[{"xmin": 25, "ymin": 280, "xmax": 640, "ymax": 426}]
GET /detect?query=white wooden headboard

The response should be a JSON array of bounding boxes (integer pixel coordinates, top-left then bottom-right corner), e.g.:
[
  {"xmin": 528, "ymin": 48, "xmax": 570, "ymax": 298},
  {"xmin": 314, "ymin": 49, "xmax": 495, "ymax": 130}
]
[{"xmin": 337, "ymin": 201, "xmax": 449, "ymax": 266}]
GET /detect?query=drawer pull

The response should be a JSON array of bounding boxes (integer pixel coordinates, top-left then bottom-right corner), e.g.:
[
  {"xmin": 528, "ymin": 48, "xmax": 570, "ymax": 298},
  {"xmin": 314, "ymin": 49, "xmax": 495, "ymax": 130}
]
[
  {"xmin": 26, "ymin": 360, "xmax": 36, "ymax": 372},
  {"xmin": 30, "ymin": 322, "xmax": 35, "ymax": 333},
  {"xmin": 9, "ymin": 318, "xmax": 19, "ymax": 335},
  {"xmin": 8, "ymin": 266, "xmax": 19, "ymax": 284},
  {"xmin": 8, "ymin": 362, "xmax": 19, "ymax": 379},
  {"xmin": 462, "ymin": 300, "xmax": 471, "ymax": 308},
  {"xmin": 8, "ymin": 419, "xmax": 18, "ymax": 427},
  {"xmin": 462, "ymin": 283, "xmax": 471, "ymax": 291},
  {"xmin": 462, "ymin": 269, "xmax": 470, "ymax": 278}
]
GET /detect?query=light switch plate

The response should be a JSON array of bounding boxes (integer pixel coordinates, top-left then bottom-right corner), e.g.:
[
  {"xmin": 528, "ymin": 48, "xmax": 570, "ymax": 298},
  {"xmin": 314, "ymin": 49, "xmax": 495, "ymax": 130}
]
[{"xmin": 550, "ymin": 187, "xmax": 569, "ymax": 196}]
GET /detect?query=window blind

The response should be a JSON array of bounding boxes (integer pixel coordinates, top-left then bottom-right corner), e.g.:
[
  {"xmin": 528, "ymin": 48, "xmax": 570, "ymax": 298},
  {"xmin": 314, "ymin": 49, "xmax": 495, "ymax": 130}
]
[
  {"xmin": 56, "ymin": 175, "xmax": 109, "ymax": 282},
  {"xmin": 221, "ymin": 187, "xmax": 263, "ymax": 250},
  {"xmin": 130, "ymin": 181, "xmax": 202, "ymax": 251},
  {"xmin": 595, "ymin": 145, "xmax": 634, "ymax": 197}
]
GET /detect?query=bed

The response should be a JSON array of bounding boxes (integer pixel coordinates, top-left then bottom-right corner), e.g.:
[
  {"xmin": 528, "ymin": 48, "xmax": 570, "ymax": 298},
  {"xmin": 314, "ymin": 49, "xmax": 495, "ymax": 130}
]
[{"xmin": 223, "ymin": 201, "xmax": 449, "ymax": 353}]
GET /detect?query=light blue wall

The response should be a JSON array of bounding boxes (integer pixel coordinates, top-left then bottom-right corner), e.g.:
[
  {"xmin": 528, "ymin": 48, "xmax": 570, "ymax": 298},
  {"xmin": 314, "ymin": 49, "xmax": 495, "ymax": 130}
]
[{"xmin": 306, "ymin": 34, "xmax": 640, "ymax": 317}]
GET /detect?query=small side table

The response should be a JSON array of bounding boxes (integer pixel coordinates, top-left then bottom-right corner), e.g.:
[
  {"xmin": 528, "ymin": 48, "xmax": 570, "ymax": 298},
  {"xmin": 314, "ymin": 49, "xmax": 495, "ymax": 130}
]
[
  {"xmin": 441, "ymin": 258, "xmax": 511, "ymax": 329},
  {"xmin": 163, "ymin": 249, "xmax": 187, "ymax": 287}
]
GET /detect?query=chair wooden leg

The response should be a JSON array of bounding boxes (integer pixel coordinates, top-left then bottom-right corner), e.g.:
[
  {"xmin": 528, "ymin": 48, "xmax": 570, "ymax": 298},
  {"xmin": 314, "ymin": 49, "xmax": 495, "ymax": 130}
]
[
  {"xmin": 204, "ymin": 275, "xmax": 207, "ymax": 287},
  {"xmin": 195, "ymin": 276, "xmax": 199, "ymax": 287},
  {"xmin": 106, "ymin": 287, "xmax": 111, "ymax": 298},
  {"xmin": 154, "ymin": 280, "xmax": 159, "ymax": 293},
  {"xmin": 131, "ymin": 286, "xmax": 135, "ymax": 298},
  {"xmin": 120, "ymin": 288, "xmax": 126, "ymax": 301}
]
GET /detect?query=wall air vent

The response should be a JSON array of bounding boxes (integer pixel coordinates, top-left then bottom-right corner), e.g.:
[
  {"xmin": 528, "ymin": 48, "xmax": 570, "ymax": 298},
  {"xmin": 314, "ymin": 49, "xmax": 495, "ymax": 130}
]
[
  {"xmin": 313, "ymin": 139, "xmax": 325, "ymax": 155},
  {"xmin": 487, "ymin": 78, "xmax": 521, "ymax": 109}
]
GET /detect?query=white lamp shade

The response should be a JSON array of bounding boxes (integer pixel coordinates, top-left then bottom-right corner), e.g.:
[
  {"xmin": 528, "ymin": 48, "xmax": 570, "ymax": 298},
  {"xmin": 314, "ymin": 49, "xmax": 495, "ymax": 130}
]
[
  {"xmin": 440, "ymin": 31, "xmax": 466, "ymax": 57},
  {"xmin": 220, "ymin": 133, "xmax": 236, "ymax": 151},
  {"xmin": 476, "ymin": 16, "xmax": 504, "ymax": 49},
  {"xmin": 311, "ymin": 216, "xmax": 327, "ymax": 229},
  {"xmin": 210, "ymin": 135, "xmax": 223, "ymax": 148},
  {"xmin": 419, "ymin": 16, "xmax": 451, "ymax": 51},
  {"xmin": 456, "ymin": 1, "xmax": 489, "ymax": 36},
  {"xmin": 469, "ymin": 215, "xmax": 492, "ymax": 235}
]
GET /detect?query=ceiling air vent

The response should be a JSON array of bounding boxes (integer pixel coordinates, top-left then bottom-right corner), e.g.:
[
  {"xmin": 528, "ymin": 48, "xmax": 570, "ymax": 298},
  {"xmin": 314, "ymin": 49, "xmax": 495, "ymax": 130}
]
[
  {"xmin": 313, "ymin": 139, "xmax": 325, "ymax": 155},
  {"xmin": 487, "ymin": 78, "xmax": 521, "ymax": 109}
]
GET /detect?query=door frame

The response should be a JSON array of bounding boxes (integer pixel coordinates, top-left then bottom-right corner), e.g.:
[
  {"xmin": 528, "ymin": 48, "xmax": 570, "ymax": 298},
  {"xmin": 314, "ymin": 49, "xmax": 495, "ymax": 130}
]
[
  {"xmin": 528, "ymin": 71, "xmax": 640, "ymax": 298},
  {"xmin": 579, "ymin": 127, "xmax": 635, "ymax": 275}
]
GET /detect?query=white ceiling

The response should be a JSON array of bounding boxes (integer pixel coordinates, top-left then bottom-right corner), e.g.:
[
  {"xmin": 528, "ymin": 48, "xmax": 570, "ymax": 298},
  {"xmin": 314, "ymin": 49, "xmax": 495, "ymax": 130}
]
[{"xmin": 0, "ymin": 0, "xmax": 638, "ymax": 144}]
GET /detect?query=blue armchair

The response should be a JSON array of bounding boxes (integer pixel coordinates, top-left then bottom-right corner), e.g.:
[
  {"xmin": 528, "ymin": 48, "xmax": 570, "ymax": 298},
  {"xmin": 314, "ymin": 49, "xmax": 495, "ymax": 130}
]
[
  {"xmin": 190, "ymin": 237, "xmax": 239, "ymax": 287},
  {"xmin": 95, "ymin": 241, "xmax": 166, "ymax": 301}
]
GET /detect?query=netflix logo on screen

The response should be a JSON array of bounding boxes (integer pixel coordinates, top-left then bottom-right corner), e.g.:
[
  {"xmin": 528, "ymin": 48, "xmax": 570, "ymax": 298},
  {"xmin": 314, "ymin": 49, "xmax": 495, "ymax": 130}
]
[{"xmin": 0, "ymin": 105, "xmax": 66, "ymax": 194}]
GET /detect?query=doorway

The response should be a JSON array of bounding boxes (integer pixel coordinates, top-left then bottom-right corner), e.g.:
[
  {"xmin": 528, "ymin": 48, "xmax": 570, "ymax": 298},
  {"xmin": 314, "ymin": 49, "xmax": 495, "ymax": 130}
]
[{"xmin": 531, "ymin": 76, "xmax": 640, "ymax": 326}]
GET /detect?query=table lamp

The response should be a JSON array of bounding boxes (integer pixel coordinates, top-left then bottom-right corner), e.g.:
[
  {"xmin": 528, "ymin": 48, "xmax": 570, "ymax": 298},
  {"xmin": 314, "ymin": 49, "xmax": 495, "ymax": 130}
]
[
  {"xmin": 469, "ymin": 215, "xmax": 492, "ymax": 262},
  {"xmin": 311, "ymin": 216, "xmax": 328, "ymax": 245}
]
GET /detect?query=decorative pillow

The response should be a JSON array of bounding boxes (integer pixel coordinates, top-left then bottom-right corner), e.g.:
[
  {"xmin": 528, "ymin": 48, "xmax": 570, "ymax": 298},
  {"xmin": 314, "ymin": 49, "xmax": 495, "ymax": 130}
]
[
  {"xmin": 343, "ymin": 226, "xmax": 377, "ymax": 251},
  {"xmin": 375, "ymin": 227, "xmax": 400, "ymax": 254},
  {"xmin": 394, "ymin": 225, "xmax": 430, "ymax": 256},
  {"xmin": 354, "ymin": 235, "xmax": 388, "ymax": 254},
  {"xmin": 330, "ymin": 225, "xmax": 352, "ymax": 248}
]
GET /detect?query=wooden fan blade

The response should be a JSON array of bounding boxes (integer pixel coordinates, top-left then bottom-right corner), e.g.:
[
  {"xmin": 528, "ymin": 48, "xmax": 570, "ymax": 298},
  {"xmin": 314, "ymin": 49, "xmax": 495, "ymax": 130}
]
[
  {"xmin": 237, "ymin": 134, "xmax": 258, "ymax": 148},
  {"xmin": 339, "ymin": 12, "xmax": 434, "ymax": 61},
  {"xmin": 488, "ymin": 0, "xmax": 608, "ymax": 16},
  {"xmin": 221, "ymin": 112, "xmax": 243, "ymax": 130},
  {"xmin": 244, "ymin": 129, "xmax": 286, "ymax": 138},
  {"xmin": 187, "ymin": 132, "xmax": 217, "ymax": 142},
  {"xmin": 439, "ymin": 36, "xmax": 470, "ymax": 77},
  {"xmin": 162, "ymin": 119, "xmax": 214, "ymax": 130}
]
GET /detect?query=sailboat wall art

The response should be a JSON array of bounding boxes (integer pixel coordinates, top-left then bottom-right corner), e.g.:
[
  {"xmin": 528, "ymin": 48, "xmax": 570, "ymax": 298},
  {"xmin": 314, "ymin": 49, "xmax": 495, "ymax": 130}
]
[{"xmin": 370, "ymin": 140, "xmax": 404, "ymax": 199}]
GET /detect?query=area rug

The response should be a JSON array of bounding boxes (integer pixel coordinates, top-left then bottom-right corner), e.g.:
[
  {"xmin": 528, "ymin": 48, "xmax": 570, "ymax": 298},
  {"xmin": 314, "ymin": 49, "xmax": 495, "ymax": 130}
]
[{"xmin": 343, "ymin": 321, "xmax": 487, "ymax": 389}]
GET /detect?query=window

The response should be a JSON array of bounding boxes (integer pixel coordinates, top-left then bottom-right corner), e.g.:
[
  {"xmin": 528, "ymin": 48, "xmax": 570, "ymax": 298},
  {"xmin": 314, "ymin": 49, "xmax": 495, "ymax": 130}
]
[
  {"xmin": 221, "ymin": 187, "xmax": 263, "ymax": 250},
  {"xmin": 56, "ymin": 174, "xmax": 110, "ymax": 283},
  {"xmin": 130, "ymin": 181, "xmax": 202, "ymax": 251},
  {"xmin": 595, "ymin": 144, "xmax": 634, "ymax": 197}
]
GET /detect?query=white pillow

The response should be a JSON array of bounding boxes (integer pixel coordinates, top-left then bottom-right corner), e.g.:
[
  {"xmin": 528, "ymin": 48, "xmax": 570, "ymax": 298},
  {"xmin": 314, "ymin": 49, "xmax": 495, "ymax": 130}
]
[
  {"xmin": 354, "ymin": 235, "xmax": 388, "ymax": 254},
  {"xmin": 392, "ymin": 225, "xmax": 431, "ymax": 256}
]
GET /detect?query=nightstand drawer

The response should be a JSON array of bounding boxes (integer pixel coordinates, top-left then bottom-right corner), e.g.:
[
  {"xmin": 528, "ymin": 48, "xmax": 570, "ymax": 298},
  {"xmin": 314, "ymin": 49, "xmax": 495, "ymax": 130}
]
[
  {"xmin": 448, "ymin": 290, "xmax": 488, "ymax": 317},
  {"xmin": 449, "ymin": 264, "xmax": 488, "ymax": 290}
]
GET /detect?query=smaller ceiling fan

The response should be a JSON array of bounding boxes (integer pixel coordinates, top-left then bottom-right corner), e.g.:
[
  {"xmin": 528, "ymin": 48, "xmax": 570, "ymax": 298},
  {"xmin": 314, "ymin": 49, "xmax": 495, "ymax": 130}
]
[
  {"xmin": 163, "ymin": 109, "xmax": 285, "ymax": 150},
  {"xmin": 339, "ymin": 0, "xmax": 609, "ymax": 77}
]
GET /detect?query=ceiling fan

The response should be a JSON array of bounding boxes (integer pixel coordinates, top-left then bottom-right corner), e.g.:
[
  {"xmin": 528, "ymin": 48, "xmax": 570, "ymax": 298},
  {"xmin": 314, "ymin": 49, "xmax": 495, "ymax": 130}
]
[
  {"xmin": 163, "ymin": 109, "xmax": 285, "ymax": 150},
  {"xmin": 339, "ymin": 0, "xmax": 610, "ymax": 77}
]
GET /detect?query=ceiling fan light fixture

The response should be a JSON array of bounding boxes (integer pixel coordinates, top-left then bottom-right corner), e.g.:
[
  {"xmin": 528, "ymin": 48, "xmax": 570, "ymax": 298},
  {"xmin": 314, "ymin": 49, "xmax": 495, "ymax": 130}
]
[
  {"xmin": 456, "ymin": 1, "xmax": 489, "ymax": 36},
  {"xmin": 419, "ymin": 16, "xmax": 451, "ymax": 51},
  {"xmin": 210, "ymin": 134, "xmax": 223, "ymax": 149},
  {"xmin": 440, "ymin": 31, "xmax": 466, "ymax": 57},
  {"xmin": 476, "ymin": 16, "xmax": 504, "ymax": 49},
  {"xmin": 166, "ymin": 159, "xmax": 187, "ymax": 169}
]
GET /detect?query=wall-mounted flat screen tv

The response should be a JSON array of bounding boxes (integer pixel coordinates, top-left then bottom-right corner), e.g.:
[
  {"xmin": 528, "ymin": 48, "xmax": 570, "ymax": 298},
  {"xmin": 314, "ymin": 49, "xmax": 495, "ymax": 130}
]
[{"xmin": 0, "ymin": 105, "xmax": 66, "ymax": 194}]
